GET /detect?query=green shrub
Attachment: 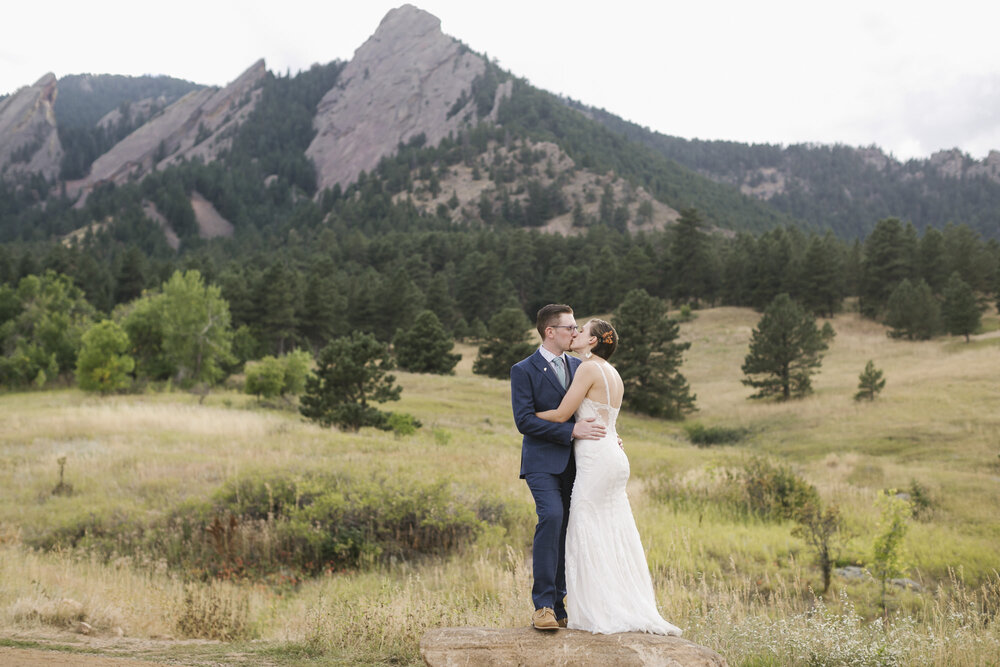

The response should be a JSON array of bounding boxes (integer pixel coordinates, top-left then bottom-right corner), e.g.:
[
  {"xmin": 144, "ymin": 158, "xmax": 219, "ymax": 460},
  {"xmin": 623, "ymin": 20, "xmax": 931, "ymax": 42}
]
[
  {"xmin": 386, "ymin": 411, "xmax": 422, "ymax": 437},
  {"xmin": 656, "ymin": 457, "xmax": 818, "ymax": 523},
  {"xmin": 741, "ymin": 457, "xmax": 819, "ymax": 520},
  {"xmin": 684, "ymin": 422, "xmax": 749, "ymax": 446}
]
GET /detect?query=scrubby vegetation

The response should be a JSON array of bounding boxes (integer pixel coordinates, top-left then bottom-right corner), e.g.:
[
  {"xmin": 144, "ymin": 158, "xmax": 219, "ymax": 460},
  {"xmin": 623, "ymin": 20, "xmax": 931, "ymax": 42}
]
[{"xmin": 2, "ymin": 307, "xmax": 999, "ymax": 664}]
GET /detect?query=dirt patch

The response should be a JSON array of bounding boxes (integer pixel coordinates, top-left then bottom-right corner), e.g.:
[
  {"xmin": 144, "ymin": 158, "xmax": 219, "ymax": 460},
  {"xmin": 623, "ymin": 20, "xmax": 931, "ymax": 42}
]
[
  {"xmin": 190, "ymin": 191, "xmax": 234, "ymax": 240},
  {"xmin": 0, "ymin": 646, "xmax": 170, "ymax": 666}
]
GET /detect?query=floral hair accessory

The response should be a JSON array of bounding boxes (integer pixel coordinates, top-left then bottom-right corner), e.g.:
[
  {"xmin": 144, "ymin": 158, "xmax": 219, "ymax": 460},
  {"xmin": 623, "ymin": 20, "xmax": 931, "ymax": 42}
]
[{"xmin": 600, "ymin": 330, "xmax": 615, "ymax": 345}]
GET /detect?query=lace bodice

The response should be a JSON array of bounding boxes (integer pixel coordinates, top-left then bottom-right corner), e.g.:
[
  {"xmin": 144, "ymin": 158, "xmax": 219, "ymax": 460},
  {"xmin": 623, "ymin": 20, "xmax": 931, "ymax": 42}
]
[{"xmin": 574, "ymin": 362, "xmax": 620, "ymax": 434}]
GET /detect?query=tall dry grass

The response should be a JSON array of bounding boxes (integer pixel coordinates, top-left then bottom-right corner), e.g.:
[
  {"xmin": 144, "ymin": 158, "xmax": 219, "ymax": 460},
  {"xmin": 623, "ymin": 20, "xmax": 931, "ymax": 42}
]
[{"xmin": 1, "ymin": 307, "xmax": 999, "ymax": 664}]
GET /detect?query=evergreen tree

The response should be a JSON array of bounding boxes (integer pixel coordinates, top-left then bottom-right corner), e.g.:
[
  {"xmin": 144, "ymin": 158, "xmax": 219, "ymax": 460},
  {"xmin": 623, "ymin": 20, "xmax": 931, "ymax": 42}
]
[
  {"xmin": 670, "ymin": 208, "xmax": 711, "ymax": 308},
  {"xmin": 800, "ymin": 232, "xmax": 844, "ymax": 317},
  {"xmin": 300, "ymin": 331, "xmax": 401, "ymax": 431},
  {"xmin": 115, "ymin": 246, "xmax": 147, "ymax": 304},
  {"xmin": 612, "ymin": 288, "xmax": 695, "ymax": 419},
  {"xmin": 299, "ymin": 258, "xmax": 345, "ymax": 352},
  {"xmin": 75, "ymin": 320, "xmax": 134, "ymax": 394},
  {"xmin": 257, "ymin": 262, "xmax": 300, "ymax": 355},
  {"xmin": 742, "ymin": 293, "xmax": 828, "ymax": 401},
  {"xmin": 854, "ymin": 360, "xmax": 886, "ymax": 401},
  {"xmin": 472, "ymin": 307, "xmax": 534, "ymax": 380},
  {"xmin": 885, "ymin": 279, "xmax": 940, "ymax": 340},
  {"xmin": 860, "ymin": 218, "xmax": 916, "ymax": 318},
  {"xmin": 393, "ymin": 310, "xmax": 461, "ymax": 374},
  {"xmin": 941, "ymin": 272, "xmax": 981, "ymax": 342},
  {"xmin": 917, "ymin": 227, "xmax": 948, "ymax": 293}
]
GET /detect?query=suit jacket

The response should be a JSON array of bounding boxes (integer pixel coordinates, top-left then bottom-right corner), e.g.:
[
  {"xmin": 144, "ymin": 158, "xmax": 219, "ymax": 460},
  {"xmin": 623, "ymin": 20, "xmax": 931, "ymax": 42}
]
[{"xmin": 511, "ymin": 349, "xmax": 581, "ymax": 478}]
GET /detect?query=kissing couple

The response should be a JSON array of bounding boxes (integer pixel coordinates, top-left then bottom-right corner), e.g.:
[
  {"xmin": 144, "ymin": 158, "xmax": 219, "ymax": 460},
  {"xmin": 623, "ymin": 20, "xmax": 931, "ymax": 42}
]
[{"xmin": 510, "ymin": 303, "xmax": 682, "ymax": 635}]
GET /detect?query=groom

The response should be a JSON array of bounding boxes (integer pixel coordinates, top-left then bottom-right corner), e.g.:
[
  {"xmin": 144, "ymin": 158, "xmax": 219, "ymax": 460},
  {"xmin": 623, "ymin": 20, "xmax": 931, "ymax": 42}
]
[{"xmin": 511, "ymin": 304, "xmax": 606, "ymax": 630}]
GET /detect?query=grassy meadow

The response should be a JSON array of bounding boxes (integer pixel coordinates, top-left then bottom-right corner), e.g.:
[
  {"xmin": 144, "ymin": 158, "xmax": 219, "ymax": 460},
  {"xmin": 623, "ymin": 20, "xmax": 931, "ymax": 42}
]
[{"xmin": 1, "ymin": 306, "xmax": 999, "ymax": 665}]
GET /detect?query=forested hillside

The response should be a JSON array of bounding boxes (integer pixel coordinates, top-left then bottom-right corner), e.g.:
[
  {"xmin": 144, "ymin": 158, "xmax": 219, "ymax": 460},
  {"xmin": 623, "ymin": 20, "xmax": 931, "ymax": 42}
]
[
  {"xmin": 54, "ymin": 74, "xmax": 203, "ymax": 180},
  {"xmin": 579, "ymin": 103, "xmax": 1000, "ymax": 240}
]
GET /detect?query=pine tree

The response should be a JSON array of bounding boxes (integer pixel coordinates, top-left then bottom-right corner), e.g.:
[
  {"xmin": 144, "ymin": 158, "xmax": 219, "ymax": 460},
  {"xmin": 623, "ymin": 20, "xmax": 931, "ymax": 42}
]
[
  {"xmin": 854, "ymin": 360, "xmax": 886, "ymax": 401},
  {"xmin": 257, "ymin": 262, "xmax": 300, "ymax": 355},
  {"xmin": 742, "ymin": 293, "xmax": 828, "ymax": 401},
  {"xmin": 115, "ymin": 246, "xmax": 147, "ymax": 304},
  {"xmin": 941, "ymin": 272, "xmax": 981, "ymax": 342},
  {"xmin": 472, "ymin": 307, "xmax": 534, "ymax": 380},
  {"xmin": 300, "ymin": 332, "xmax": 400, "ymax": 431},
  {"xmin": 885, "ymin": 279, "xmax": 940, "ymax": 340},
  {"xmin": 612, "ymin": 288, "xmax": 695, "ymax": 419},
  {"xmin": 299, "ymin": 258, "xmax": 345, "ymax": 352},
  {"xmin": 393, "ymin": 310, "xmax": 461, "ymax": 374},
  {"xmin": 860, "ymin": 218, "xmax": 916, "ymax": 318},
  {"xmin": 801, "ymin": 233, "xmax": 844, "ymax": 317},
  {"xmin": 670, "ymin": 208, "xmax": 711, "ymax": 308}
]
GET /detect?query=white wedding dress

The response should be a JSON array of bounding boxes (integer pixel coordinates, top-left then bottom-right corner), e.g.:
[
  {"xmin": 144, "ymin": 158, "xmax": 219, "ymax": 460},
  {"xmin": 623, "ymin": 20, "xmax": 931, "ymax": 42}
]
[{"xmin": 565, "ymin": 361, "xmax": 682, "ymax": 635}]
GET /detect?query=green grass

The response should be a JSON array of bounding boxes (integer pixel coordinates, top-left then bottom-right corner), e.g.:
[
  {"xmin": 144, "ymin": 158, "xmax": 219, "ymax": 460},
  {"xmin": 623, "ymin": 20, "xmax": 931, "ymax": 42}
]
[{"xmin": 1, "ymin": 308, "xmax": 1000, "ymax": 664}]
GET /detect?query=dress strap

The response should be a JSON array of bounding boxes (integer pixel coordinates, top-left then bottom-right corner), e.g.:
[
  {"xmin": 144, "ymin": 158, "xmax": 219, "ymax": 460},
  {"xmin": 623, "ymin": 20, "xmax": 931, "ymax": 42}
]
[{"xmin": 597, "ymin": 362, "xmax": 612, "ymax": 405}]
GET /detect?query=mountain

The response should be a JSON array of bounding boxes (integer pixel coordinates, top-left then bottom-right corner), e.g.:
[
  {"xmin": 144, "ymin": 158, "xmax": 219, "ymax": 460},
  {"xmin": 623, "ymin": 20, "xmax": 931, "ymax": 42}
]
[
  {"xmin": 307, "ymin": 4, "xmax": 511, "ymax": 192},
  {"xmin": 578, "ymin": 104, "xmax": 1000, "ymax": 239},
  {"xmin": 0, "ymin": 3, "xmax": 998, "ymax": 246},
  {"xmin": 0, "ymin": 74, "xmax": 62, "ymax": 181},
  {"xmin": 67, "ymin": 60, "xmax": 267, "ymax": 202},
  {"xmin": 54, "ymin": 73, "xmax": 204, "ymax": 180}
]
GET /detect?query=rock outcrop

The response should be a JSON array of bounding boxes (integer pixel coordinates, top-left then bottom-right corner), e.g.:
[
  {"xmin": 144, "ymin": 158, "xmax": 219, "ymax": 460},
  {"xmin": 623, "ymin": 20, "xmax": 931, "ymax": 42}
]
[
  {"xmin": 306, "ymin": 4, "xmax": 509, "ymax": 192},
  {"xmin": 420, "ymin": 627, "xmax": 728, "ymax": 666},
  {"xmin": 0, "ymin": 73, "xmax": 63, "ymax": 181},
  {"xmin": 395, "ymin": 138, "xmax": 680, "ymax": 234},
  {"xmin": 68, "ymin": 60, "xmax": 267, "ymax": 199}
]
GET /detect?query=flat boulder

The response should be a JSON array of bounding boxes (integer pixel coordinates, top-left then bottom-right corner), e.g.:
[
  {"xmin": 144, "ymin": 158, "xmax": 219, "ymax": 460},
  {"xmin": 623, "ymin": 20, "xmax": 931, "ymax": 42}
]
[{"xmin": 420, "ymin": 627, "xmax": 727, "ymax": 666}]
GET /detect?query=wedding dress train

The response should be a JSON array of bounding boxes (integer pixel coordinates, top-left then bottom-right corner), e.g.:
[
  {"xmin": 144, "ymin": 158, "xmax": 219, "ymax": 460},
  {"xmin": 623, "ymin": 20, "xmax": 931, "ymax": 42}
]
[{"xmin": 564, "ymin": 361, "xmax": 682, "ymax": 635}]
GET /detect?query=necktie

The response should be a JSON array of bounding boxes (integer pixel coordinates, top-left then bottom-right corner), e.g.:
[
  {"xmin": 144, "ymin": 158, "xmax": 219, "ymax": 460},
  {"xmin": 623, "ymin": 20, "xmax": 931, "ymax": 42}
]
[{"xmin": 551, "ymin": 356, "xmax": 569, "ymax": 389}]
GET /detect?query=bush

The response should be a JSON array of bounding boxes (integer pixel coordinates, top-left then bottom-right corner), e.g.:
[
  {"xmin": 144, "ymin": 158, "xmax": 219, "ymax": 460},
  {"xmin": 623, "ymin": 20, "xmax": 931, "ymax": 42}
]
[
  {"xmin": 655, "ymin": 457, "xmax": 818, "ymax": 523},
  {"xmin": 741, "ymin": 457, "xmax": 819, "ymax": 521},
  {"xmin": 76, "ymin": 320, "xmax": 134, "ymax": 394},
  {"xmin": 684, "ymin": 422, "xmax": 749, "ymax": 446},
  {"xmin": 25, "ymin": 472, "xmax": 506, "ymax": 583},
  {"xmin": 386, "ymin": 412, "xmax": 422, "ymax": 437},
  {"xmin": 244, "ymin": 350, "xmax": 312, "ymax": 399}
]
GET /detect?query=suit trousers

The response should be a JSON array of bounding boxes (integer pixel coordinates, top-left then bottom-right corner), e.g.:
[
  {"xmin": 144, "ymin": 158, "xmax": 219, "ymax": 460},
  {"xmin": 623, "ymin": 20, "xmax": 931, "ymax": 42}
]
[{"xmin": 524, "ymin": 455, "xmax": 576, "ymax": 618}]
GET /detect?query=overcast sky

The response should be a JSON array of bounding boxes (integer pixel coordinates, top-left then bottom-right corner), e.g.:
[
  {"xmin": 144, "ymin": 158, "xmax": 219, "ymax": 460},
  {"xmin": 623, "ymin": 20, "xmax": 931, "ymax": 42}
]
[{"xmin": 3, "ymin": 0, "xmax": 998, "ymax": 161}]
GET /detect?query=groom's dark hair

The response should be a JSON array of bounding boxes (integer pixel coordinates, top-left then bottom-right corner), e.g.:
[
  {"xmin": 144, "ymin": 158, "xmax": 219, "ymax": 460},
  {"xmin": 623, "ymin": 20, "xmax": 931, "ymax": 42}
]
[{"xmin": 536, "ymin": 304, "xmax": 573, "ymax": 339}]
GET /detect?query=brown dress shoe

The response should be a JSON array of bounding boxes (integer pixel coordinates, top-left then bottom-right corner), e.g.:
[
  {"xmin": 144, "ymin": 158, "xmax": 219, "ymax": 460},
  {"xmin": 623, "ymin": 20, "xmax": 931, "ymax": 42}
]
[
  {"xmin": 532, "ymin": 607, "xmax": 560, "ymax": 630},
  {"xmin": 557, "ymin": 617, "xmax": 568, "ymax": 628}
]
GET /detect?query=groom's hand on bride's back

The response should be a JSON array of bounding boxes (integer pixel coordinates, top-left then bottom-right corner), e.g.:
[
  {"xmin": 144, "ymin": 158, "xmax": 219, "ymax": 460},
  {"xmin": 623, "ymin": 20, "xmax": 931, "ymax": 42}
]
[{"xmin": 572, "ymin": 417, "xmax": 606, "ymax": 440}]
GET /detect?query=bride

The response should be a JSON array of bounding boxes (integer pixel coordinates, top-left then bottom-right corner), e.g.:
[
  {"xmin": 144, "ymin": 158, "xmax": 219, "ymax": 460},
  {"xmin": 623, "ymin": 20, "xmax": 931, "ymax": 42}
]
[{"xmin": 535, "ymin": 318, "xmax": 682, "ymax": 636}]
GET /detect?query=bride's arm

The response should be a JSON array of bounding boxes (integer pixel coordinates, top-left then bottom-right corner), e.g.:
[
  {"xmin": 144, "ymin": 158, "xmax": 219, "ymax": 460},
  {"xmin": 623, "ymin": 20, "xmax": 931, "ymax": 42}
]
[{"xmin": 536, "ymin": 363, "xmax": 598, "ymax": 423}]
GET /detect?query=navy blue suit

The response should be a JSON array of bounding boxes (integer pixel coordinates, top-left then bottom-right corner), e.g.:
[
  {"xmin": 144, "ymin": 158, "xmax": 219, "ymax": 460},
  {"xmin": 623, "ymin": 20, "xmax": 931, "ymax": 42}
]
[{"xmin": 511, "ymin": 349, "xmax": 580, "ymax": 617}]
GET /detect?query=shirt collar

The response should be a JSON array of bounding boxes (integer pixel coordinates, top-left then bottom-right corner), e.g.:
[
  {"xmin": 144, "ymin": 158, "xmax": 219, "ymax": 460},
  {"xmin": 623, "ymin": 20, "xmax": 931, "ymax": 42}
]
[{"xmin": 538, "ymin": 345, "xmax": 563, "ymax": 364}]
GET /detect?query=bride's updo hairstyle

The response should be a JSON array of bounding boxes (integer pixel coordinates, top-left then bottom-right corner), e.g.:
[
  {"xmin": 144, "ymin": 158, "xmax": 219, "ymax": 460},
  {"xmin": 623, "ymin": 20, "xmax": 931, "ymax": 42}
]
[{"xmin": 588, "ymin": 319, "xmax": 618, "ymax": 360}]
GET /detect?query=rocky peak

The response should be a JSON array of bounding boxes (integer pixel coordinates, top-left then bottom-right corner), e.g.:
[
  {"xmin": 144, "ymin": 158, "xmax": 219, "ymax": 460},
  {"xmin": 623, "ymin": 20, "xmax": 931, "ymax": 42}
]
[
  {"xmin": 306, "ymin": 4, "xmax": 510, "ymax": 192},
  {"xmin": 926, "ymin": 147, "xmax": 1000, "ymax": 185},
  {"xmin": 856, "ymin": 146, "xmax": 892, "ymax": 172},
  {"xmin": 0, "ymin": 72, "xmax": 63, "ymax": 181},
  {"xmin": 68, "ymin": 60, "xmax": 266, "ymax": 200}
]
